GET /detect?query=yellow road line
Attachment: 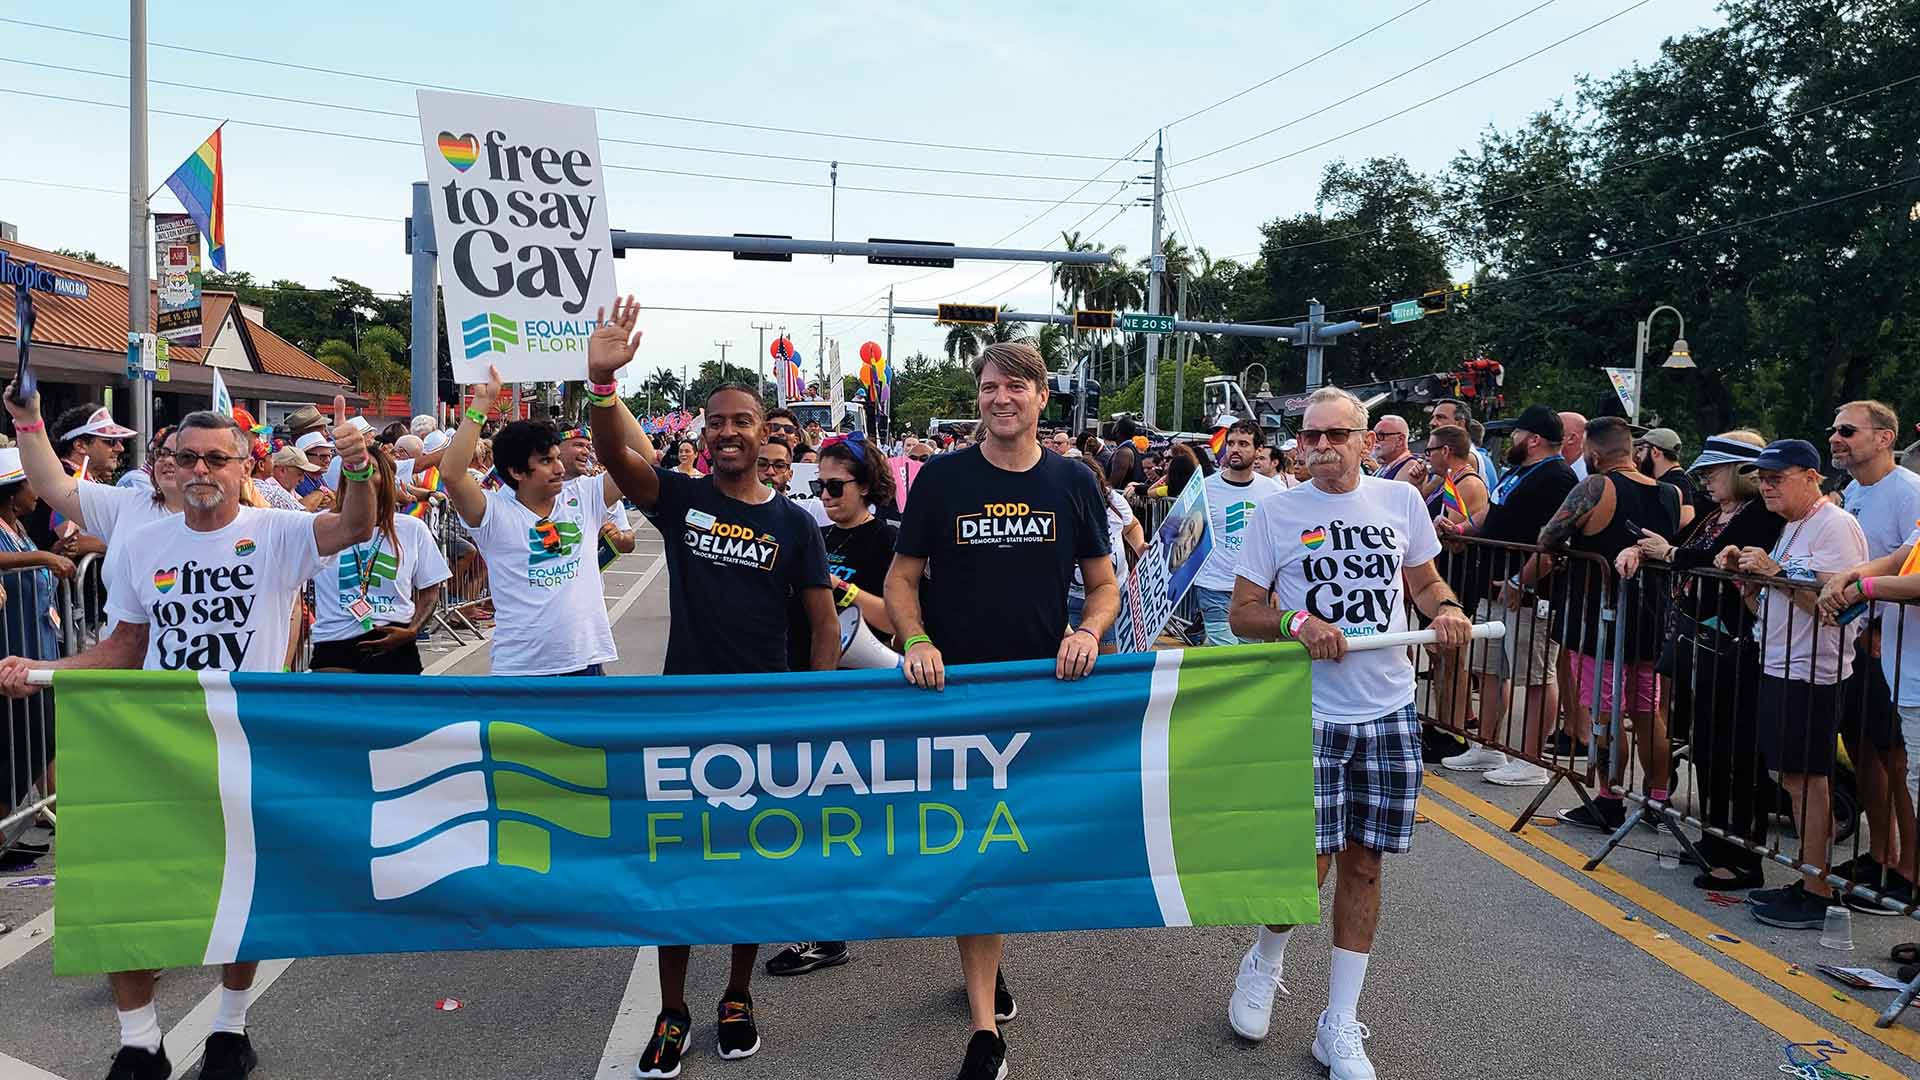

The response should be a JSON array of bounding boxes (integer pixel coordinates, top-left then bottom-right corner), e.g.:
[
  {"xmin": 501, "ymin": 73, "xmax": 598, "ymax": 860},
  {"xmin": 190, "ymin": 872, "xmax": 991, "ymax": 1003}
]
[
  {"xmin": 1418, "ymin": 799, "xmax": 1903, "ymax": 1077},
  {"xmin": 1425, "ymin": 774, "xmax": 1920, "ymax": 1062}
]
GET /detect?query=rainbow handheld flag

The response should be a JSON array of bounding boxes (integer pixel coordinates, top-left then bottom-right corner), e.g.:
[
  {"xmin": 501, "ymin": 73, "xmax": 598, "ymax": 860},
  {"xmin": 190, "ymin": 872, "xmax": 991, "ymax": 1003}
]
[
  {"xmin": 1440, "ymin": 474, "xmax": 1464, "ymax": 516},
  {"xmin": 405, "ymin": 466, "xmax": 444, "ymax": 519},
  {"xmin": 162, "ymin": 126, "xmax": 226, "ymax": 272},
  {"xmin": 1208, "ymin": 427, "xmax": 1228, "ymax": 457}
]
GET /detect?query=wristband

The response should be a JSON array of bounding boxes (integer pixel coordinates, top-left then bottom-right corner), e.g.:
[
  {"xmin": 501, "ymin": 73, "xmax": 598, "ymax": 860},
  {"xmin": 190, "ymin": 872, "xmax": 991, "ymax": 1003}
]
[
  {"xmin": 13, "ymin": 419, "xmax": 43, "ymax": 434},
  {"xmin": 1438, "ymin": 598, "xmax": 1465, "ymax": 613},
  {"xmin": 588, "ymin": 381, "xmax": 619, "ymax": 396},
  {"xmin": 1072, "ymin": 626, "xmax": 1099, "ymax": 642},
  {"xmin": 1862, "ymin": 577, "xmax": 1877, "ymax": 600},
  {"xmin": 341, "ymin": 460, "xmax": 375, "ymax": 483},
  {"xmin": 835, "ymin": 583, "xmax": 862, "ymax": 609},
  {"xmin": 1283, "ymin": 610, "xmax": 1310, "ymax": 640},
  {"xmin": 464, "ymin": 406, "xmax": 487, "ymax": 425},
  {"xmin": 903, "ymin": 634, "xmax": 932, "ymax": 651},
  {"xmin": 584, "ymin": 389, "xmax": 618, "ymax": 408}
]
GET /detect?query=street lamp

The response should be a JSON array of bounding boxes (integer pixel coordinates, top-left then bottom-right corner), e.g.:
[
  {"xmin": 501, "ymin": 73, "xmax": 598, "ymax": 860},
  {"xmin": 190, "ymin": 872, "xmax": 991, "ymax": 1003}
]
[{"xmin": 1632, "ymin": 304, "xmax": 1690, "ymax": 423}]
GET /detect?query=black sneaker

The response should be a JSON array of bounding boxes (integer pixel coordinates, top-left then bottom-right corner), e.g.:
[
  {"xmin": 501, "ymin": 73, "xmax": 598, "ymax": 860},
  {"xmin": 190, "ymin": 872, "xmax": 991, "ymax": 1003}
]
[
  {"xmin": 1831, "ymin": 854, "xmax": 1882, "ymax": 883},
  {"xmin": 1556, "ymin": 799, "xmax": 1626, "ymax": 833},
  {"xmin": 634, "ymin": 1008, "xmax": 691, "ymax": 1079},
  {"xmin": 1544, "ymin": 732, "xmax": 1590, "ymax": 760},
  {"xmin": 1747, "ymin": 881, "xmax": 1806, "ymax": 907},
  {"xmin": 1753, "ymin": 885, "xmax": 1838, "ymax": 930},
  {"xmin": 106, "ymin": 1046, "xmax": 171, "ymax": 1080},
  {"xmin": 764, "ymin": 940, "xmax": 850, "ymax": 976},
  {"xmin": 196, "ymin": 1032, "xmax": 257, "ymax": 1080},
  {"xmin": 955, "ymin": 1030, "xmax": 1008, "ymax": 1080},
  {"xmin": 994, "ymin": 969, "xmax": 1017, "ymax": 1023},
  {"xmin": 716, "ymin": 993, "xmax": 761, "ymax": 1061}
]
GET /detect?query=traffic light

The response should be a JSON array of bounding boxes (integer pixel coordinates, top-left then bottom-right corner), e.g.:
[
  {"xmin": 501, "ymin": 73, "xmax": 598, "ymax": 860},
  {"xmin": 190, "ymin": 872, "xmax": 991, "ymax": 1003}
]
[
  {"xmin": 1417, "ymin": 289, "xmax": 1450, "ymax": 315},
  {"xmin": 937, "ymin": 303, "xmax": 1000, "ymax": 326},
  {"xmin": 1357, "ymin": 306, "xmax": 1383, "ymax": 330},
  {"xmin": 1073, "ymin": 309, "xmax": 1117, "ymax": 332}
]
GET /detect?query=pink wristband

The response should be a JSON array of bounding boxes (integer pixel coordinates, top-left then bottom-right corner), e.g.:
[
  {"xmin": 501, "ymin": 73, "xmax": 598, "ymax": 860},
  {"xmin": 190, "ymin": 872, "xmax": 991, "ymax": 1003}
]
[
  {"xmin": 13, "ymin": 419, "xmax": 43, "ymax": 434},
  {"xmin": 1862, "ymin": 576, "xmax": 1877, "ymax": 600},
  {"xmin": 587, "ymin": 381, "xmax": 618, "ymax": 396}
]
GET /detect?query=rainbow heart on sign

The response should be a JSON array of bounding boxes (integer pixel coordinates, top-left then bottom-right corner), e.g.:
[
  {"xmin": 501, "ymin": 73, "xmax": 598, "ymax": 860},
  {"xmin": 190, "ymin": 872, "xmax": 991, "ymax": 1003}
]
[
  {"xmin": 437, "ymin": 131, "xmax": 479, "ymax": 172},
  {"xmin": 153, "ymin": 569, "xmax": 178, "ymax": 593},
  {"xmin": 1300, "ymin": 527, "xmax": 1327, "ymax": 550}
]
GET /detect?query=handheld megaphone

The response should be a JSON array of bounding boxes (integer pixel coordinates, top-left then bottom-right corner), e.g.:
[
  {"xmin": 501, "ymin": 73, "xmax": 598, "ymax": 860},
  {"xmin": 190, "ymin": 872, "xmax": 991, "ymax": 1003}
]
[{"xmin": 837, "ymin": 606, "xmax": 902, "ymax": 670}]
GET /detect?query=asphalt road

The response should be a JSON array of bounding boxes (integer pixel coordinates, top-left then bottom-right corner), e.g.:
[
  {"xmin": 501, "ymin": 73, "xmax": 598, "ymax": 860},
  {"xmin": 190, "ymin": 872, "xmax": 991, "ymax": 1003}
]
[{"xmin": 2, "ymin": 522, "xmax": 1917, "ymax": 1080}]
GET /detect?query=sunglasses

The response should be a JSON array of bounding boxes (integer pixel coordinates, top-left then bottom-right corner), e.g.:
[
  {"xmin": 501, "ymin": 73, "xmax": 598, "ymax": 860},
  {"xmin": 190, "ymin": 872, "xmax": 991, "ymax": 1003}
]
[
  {"xmin": 171, "ymin": 450, "xmax": 243, "ymax": 470},
  {"xmin": 1828, "ymin": 424, "xmax": 1886, "ymax": 438},
  {"xmin": 767, "ymin": 422, "xmax": 798, "ymax": 433},
  {"xmin": 820, "ymin": 478, "xmax": 860, "ymax": 497},
  {"xmin": 1296, "ymin": 428, "xmax": 1357, "ymax": 446}
]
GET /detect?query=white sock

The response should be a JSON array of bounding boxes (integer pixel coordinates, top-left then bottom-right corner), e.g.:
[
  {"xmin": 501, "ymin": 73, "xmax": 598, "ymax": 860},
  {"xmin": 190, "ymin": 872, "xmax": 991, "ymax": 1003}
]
[
  {"xmin": 117, "ymin": 1004, "xmax": 162, "ymax": 1051},
  {"xmin": 1327, "ymin": 947, "xmax": 1370, "ymax": 1020},
  {"xmin": 211, "ymin": 986, "xmax": 250, "ymax": 1035},
  {"xmin": 1254, "ymin": 927, "xmax": 1292, "ymax": 967}
]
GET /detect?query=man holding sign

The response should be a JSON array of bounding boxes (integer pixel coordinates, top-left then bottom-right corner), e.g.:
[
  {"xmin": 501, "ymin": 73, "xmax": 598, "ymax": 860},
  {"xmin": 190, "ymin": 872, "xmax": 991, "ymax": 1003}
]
[
  {"xmin": 1225, "ymin": 386, "xmax": 1470, "ymax": 1080},
  {"xmin": 0, "ymin": 397, "xmax": 376, "ymax": 1080}
]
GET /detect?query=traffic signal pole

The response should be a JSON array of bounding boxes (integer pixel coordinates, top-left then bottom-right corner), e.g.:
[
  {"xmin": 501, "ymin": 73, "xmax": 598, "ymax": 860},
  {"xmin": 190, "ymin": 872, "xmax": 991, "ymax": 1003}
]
[{"xmin": 1143, "ymin": 130, "xmax": 1165, "ymax": 429}]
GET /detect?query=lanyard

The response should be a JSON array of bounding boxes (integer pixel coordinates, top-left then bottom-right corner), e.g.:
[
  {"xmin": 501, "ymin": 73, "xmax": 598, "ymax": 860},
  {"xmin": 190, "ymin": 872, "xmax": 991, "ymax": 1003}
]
[
  {"xmin": 1491, "ymin": 455, "xmax": 1562, "ymax": 506},
  {"xmin": 349, "ymin": 533, "xmax": 386, "ymax": 600}
]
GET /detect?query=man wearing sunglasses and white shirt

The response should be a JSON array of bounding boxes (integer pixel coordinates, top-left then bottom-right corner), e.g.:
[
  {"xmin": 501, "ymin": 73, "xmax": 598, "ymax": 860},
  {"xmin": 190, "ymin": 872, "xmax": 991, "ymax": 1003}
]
[{"xmin": 1227, "ymin": 387, "xmax": 1471, "ymax": 1080}]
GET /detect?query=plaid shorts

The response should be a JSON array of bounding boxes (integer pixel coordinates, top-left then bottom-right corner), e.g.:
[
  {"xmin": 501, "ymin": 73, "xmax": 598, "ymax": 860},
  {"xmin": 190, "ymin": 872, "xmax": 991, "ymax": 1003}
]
[{"xmin": 1313, "ymin": 705, "xmax": 1423, "ymax": 855}]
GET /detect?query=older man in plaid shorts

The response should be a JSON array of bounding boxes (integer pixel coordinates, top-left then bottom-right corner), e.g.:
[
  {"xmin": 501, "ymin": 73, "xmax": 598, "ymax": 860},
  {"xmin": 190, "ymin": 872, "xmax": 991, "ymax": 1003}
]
[{"xmin": 1224, "ymin": 387, "xmax": 1473, "ymax": 1080}]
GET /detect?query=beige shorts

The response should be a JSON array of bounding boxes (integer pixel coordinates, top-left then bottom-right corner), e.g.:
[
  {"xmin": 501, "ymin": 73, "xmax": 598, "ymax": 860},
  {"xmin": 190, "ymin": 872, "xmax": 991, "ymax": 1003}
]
[{"xmin": 1470, "ymin": 597, "xmax": 1560, "ymax": 686}]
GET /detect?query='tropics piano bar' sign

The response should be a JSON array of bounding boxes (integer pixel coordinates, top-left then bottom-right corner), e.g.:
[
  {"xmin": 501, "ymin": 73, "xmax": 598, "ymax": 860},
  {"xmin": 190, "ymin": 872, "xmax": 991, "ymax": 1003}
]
[{"xmin": 0, "ymin": 250, "xmax": 90, "ymax": 300}]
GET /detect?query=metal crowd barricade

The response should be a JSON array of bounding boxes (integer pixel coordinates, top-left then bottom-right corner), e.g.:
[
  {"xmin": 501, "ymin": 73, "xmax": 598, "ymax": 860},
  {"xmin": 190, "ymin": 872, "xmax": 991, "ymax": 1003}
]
[
  {"xmin": 1, "ymin": 567, "xmax": 61, "ymax": 852},
  {"xmin": 55, "ymin": 551, "xmax": 105, "ymax": 657},
  {"xmin": 434, "ymin": 505, "xmax": 489, "ymax": 642},
  {"xmin": 1605, "ymin": 558, "xmax": 1920, "ymax": 1027}
]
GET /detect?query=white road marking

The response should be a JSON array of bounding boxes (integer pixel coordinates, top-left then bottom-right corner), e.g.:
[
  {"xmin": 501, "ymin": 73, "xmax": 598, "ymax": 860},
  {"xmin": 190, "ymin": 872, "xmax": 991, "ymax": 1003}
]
[
  {"xmin": 0, "ymin": 908, "xmax": 54, "ymax": 973},
  {"xmin": 605, "ymin": 559, "xmax": 667, "ymax": 626},
  {"xmin": 162, "ymin": 957, "xmax": 295, "ymax": 1079},
  {"xmin": 594, "ymin": 948, "xmax": 662, "ymax": 1077},
  {"xmin": 0, "ymin": 1048, "xmax": 67, "ymax": 1079}
]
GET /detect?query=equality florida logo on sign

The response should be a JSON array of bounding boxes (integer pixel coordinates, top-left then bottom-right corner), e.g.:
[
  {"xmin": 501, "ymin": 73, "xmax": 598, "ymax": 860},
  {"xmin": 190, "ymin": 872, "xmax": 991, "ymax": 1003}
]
[
  {"xmin": 368, "ymin": 720, "xmax": 610, "ymax": 900},
  {"xmin": 955, "ymin": 502, "xmax": 1055, "ymax": 545},
  {"xmin": 419, "ymin": 90, "xmax": 617, "ymax": 383}
]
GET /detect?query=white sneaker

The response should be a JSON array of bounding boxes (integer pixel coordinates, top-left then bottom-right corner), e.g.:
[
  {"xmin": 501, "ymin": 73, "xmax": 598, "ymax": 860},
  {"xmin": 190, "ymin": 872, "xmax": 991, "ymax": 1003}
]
[
  {"xmin": 1313, "ymin": 1011, "xmax": 1377, "ymax": 1079},
  {"xmin": 1484, "ymin": 760, "xmax": 1552, "ymax": 787},
  {"xmin": 1441, "ymin": 745, "xmax": 1506, "ymax": 772},
  {"xmin": 1227, "ymin": 945, "xmax": 1289, "ymax": 1041}
]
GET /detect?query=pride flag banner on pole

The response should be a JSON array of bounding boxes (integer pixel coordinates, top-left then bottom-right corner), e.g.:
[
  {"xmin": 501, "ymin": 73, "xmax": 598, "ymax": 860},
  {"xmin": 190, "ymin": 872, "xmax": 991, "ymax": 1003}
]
[
  {"xmin": 51, "ymin": 648, "xmax": 1315, "ymax": 975},
  {"xmin": 162, "ymin": 126, "xmax": 226, "ymax": 273}
]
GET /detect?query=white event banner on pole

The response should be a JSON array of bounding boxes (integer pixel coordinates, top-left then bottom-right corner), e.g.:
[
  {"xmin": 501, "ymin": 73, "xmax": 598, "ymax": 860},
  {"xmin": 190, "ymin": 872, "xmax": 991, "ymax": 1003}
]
[
  {"xmin": 1602, "ymin": 367, "xmax": 1637, "ymax": 416},
  {"xmin": 417, "ymin": 90, "xmax": 616, "ymax": 384}
]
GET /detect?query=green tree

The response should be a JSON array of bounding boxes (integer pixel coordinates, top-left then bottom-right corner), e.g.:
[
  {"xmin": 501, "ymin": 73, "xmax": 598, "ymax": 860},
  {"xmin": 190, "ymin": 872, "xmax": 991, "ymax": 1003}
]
[
  {"xmin": 53, "ymin": 248, "xmax": 121, "ymax": 270},
  {"xmin": 1109, "ymin": 357, "xmax": 1222, "ymax": 430},
  {"xmin": 890, "ymin": 352, "xmax": 977, "ymax": 434},
  {"xmin": 944, "ymin": 324, "xmax": 983, "ymax": 363},
  {"xmin": 315, "ymin": 325, "xmax": 410, "ymax": 405}
]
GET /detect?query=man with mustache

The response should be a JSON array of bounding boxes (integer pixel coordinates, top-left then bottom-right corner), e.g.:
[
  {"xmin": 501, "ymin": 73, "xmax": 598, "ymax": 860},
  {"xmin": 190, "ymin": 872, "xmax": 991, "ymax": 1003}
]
[
  {"xmin": 583, "ymin": 297, "xmax": 836, "ymax": 1079},
  {"xmin": 0, "ymin": 399, "xmax": 375, "ymax": 1080}
]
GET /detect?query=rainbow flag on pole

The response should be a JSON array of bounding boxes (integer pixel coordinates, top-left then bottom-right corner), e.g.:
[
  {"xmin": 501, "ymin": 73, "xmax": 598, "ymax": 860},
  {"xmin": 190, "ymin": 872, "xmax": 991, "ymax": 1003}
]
[{"xmin": 163, "ymin": 126, "xmax": 226, "ymax": 272}]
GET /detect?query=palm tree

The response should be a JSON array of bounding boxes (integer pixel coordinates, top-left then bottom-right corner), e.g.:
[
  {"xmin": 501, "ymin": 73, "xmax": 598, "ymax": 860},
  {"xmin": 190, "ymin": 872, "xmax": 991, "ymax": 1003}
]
[
  {"xmin": 944, "ymin": 324, "xmax": 983, "ymax": 363},
  {"xmin": 315, "ymin": 325, "xmax": 409, "ymax": 411},
  {"xmin": 980, "ymin": 321, "xmax": 1028, "ymax": 345},
  {"xmin": 639, "ymin": 367, "xmax": 684, "ymax": 410}
]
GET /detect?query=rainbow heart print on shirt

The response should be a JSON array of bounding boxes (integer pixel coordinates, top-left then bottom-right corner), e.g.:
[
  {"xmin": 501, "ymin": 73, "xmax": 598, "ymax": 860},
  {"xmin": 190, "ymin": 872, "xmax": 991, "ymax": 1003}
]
[
  {"xmin": 1300, "ymin": 527, "xmax": 1328, "ymax": 551},
  {"xmin": 233, "ymin": 539, "xmax": 256, "ymax": 557},
  {"xmin": 437, "ymin": 131, "xmax": 479, "ymax": 172},
  {"xmin": 153, "ymin": 569, "xmax": 177, "ymax": 593}
]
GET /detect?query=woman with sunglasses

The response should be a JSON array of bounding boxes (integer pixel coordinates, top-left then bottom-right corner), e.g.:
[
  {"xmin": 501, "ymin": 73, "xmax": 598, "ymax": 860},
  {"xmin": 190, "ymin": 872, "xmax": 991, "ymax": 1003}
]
[{"xmin": 766, "ymin": 430, "xmax": 898, "ymax": 982}]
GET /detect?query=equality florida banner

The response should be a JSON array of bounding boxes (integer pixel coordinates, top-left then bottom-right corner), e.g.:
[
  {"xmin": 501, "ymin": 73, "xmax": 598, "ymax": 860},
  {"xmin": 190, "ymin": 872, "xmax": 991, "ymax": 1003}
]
[{"xmin": 52, "ymin": 647, "xmax": 1315, "ymax": 976}]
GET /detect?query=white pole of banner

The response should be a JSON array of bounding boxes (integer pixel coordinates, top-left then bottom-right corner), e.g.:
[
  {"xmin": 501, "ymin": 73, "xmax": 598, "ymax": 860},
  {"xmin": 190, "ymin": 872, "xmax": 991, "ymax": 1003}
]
[{"xmin": 1341, "ymin": 622, "xmax": 1504, "ymax": 653}]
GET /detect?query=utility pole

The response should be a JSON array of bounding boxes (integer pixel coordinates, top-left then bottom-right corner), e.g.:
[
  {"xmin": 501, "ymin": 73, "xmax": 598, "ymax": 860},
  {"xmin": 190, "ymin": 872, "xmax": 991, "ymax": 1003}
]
[
  {"xmin": 827, "ymin": 161, "xmax": 838, "ymax": 263},
  {"xmin": 750, "ymin": 322, "xmax": 773, "ymax": 396},
  {"xmin": 1142, "ymin": 129, "xmax": 1165, "ymax": 429},
  {"xmin": 714, "ymin": 340, "xmax": 732, "ymax": 370},
  {"xmin": 816, "ymin": 317, "xmax": 825, "ymax": 391},
  {"xmin": 128, "ymin": 0, "xmax": 151, "ymax": 464},
  {"xmin": 1304, "ymin": 299, "xmax": 1326, "ymax": 390},
  {"xmin": 408, "ymin": 182, "xmax": 439, "ymax": 422},
  {"xmin": 1172, "ymin": 276, "xmax": 1187, "ymax": 430}
]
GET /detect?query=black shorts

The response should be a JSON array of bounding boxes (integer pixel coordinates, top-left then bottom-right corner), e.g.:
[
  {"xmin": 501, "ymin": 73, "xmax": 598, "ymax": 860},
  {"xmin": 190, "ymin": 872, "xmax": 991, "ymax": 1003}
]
[
  {"xmin": 309, "ymin": 631, "xmax": 424, "ymax": 675},
  {"xmin": 1756, "ymin": 674, "xmax": 1842, "ymax": 777},
  {"xmin": 1841, "ymin": 642, "xmax": 1900, "ymax": 752}
]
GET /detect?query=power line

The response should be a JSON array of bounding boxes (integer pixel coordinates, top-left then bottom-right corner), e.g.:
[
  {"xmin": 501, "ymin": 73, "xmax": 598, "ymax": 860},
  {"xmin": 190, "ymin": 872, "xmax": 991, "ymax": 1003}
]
[
  {"xmin": 1171, "ymin": 0, "xmax": 1655, "ymax": 193},
  {"xmin": 1, "ymin": 85, "xmax": 1133, "ymax": 207},
  {"xmin": 0, "ymin": 175, "xmax": 401, "ymax": 223},
  {"xmin": 900, "ymin": 182, "xmax": 1141, "ymax": 305},
  {"xmin": 0, "ymin": 54, "xmax": 1119, "ymax": 184},
  {"xmin": 1213, "ymin": 69, "xmax": 1920, "ymax": 263},
  {"xmin": 0, "ymin": 16, "xmax": 1120, "ymax": 162},
  {"xmin": 1175, "ymin": 1, "xmax": 1557, "ymax": 168}
]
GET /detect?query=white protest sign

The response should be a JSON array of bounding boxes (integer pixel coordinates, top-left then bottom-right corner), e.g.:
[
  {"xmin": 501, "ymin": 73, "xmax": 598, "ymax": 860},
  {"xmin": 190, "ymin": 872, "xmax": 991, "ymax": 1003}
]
[{"xmin": 417, "ymin": 90, "xmax": 616, "ymax": 383}]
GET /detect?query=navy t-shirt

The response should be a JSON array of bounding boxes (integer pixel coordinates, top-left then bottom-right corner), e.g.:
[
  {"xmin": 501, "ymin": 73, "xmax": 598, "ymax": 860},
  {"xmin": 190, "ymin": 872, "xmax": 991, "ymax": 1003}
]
[
  {"xmin": 895, "ymin": 445, "xmax": 1110, "ymax": 665},
  {"xmin": 645, "ymin": 469, "xmax": 830, "ymax": 675}
]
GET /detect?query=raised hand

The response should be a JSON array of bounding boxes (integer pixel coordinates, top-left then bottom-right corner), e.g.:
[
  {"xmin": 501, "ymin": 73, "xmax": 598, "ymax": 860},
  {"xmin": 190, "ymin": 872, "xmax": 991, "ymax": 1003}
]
[
  {"xmin": 2, "ymin": 382, "xmax": 40, "ymax": 423},
  {"xmin": 331, "ymin": 394, "xmax": 370, "ymax": 470},
  {"xmin": 587, "ymin": 296, "xmax": 643, "ymax": 385}
]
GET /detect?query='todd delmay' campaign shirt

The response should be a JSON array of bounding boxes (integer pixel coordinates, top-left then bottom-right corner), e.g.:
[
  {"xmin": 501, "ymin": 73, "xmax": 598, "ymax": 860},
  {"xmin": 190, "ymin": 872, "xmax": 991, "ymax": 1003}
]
[{"xmin": 1236, "ymin": 476, "xmax": 1442, "ymax": 723}]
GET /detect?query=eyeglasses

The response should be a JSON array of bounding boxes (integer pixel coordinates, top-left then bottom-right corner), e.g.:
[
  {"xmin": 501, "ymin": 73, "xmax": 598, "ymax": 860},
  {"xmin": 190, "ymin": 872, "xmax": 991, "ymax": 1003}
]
[
  {"xmin": 767, "ymin": 422, "xmax": 798, "ymax": 434},
  {"xmin": 171, "ymin": 450, "xmax": 242, "ymax": 470},
  {"xmin": 1296, "ymin": 428, "xmax": 1357, "ymax": 446},
  {"xmin": 1755, "ymin": 471, "xmax": 1806, "ymax": 487},
  {"xmin": 820, "ymin": 478, "xmax": 857, "ymax": 497},
  {"xmin": 1827, "ymin": 424, "xmax": 1890, "ymax": 438},
  {"xmin": 1373, "ymin": 429, "xmax": 1405, "ymax": 440},
  {"xmin": 1423, "ymin": 445, "xmax": 1446, "ymax": 455},
  {"xmin": 756, "ymin": 457, "xmax": 791, "ymax": 471}
]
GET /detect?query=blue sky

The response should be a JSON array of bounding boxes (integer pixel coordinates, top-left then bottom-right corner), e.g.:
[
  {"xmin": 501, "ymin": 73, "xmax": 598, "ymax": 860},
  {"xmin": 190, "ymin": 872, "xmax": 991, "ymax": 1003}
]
[{"xmin": 0, "ymin": 0, "xmax": 1728, "ymax": 391}]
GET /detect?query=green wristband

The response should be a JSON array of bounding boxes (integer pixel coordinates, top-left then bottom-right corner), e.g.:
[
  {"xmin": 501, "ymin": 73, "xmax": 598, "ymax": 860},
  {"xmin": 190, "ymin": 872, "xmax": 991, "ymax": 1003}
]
[
  {"xmin": 464, "ymin": 406, "xmax": 487, "ymax": 425},
  {"xmin": 903, "ymin": 634, "xmax": 932, "ymax": 651},
  {"xmin": 342, "ymin": 460, "xmax": 375, "ymax": 483}
]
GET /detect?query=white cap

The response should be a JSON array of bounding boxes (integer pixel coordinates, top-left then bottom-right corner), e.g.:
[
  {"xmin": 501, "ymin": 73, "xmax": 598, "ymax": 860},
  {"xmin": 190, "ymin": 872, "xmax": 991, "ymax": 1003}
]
[
  {"xmin": 422, "ymin": 429, "xmax": 450, "ymax": 453},
  {"xmin": 0, "ymin": 448, "xmax": 22, "ymax": 485},
  {"xmin": 410, "ymin": 414, "xmax": 438, "ymax": 437},
  {"xmin": 346, "ymin": 416, "xmax": 374, "ymax": 434},
  {"xmin": 294, "ymin": 432, "xmax": 332, "ymax": 453}
]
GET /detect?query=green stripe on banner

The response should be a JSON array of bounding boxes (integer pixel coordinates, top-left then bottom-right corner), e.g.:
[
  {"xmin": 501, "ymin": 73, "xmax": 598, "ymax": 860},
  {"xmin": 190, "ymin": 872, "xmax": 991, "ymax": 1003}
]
[
  {"xmin": 53, "ymin": 672, "xmax": 226, "ymax": 975},
  {"xmin": 1169, "ymin": 644, "xmax": 1319, "ymax": 926}
]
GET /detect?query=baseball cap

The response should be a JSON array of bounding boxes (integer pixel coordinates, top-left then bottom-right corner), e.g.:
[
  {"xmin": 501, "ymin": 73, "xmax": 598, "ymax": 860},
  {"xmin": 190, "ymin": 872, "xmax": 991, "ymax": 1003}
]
[
  {"xmin": 1639, "ymin": 427, "xmax": 1681, "ymax": 453},
  {"xmin": 1510, "ymin": 404, "xmax": 1564, "ymax": 444},
  {"xmin": 422, "ymin": 429, "xmax": 451, "ymax": 453},
  {"xmin": 294, "ymin": 432, "xmax": 333, "ymax": 453},
  {"xmin": 271, "ymin": 446, "xmax": 322, "ymax": 473},
  {"xmin": 1742, "ymin": 439, "xmax": 1823, "ymax": 473},
  {"xmin": 60, "ymin": 406, "xmax": 138, "ymax": 442}
]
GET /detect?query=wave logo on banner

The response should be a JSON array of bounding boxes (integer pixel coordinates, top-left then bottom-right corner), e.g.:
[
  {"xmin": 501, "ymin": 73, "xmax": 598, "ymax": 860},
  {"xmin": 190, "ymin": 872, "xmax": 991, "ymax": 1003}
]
[
  {"xmin": 462, "ymin": 312, "xmax": 520, "ymax": 360},
  {"xmin": 369, "ymin": 720, "xmax": 610, "ymax": 900}
]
